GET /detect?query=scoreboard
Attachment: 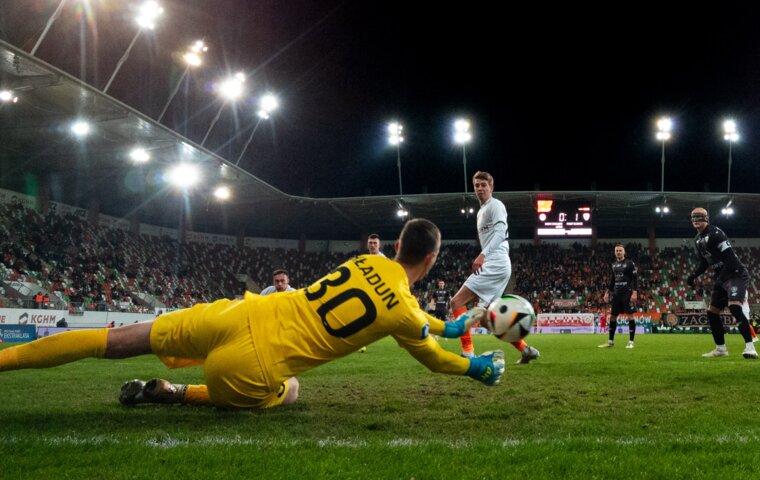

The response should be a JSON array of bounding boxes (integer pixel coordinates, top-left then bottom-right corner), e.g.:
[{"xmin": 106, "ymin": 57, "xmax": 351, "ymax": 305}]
[{"xmin": 535, "ymin": 200, "xmax": 593, "ymax": 237}]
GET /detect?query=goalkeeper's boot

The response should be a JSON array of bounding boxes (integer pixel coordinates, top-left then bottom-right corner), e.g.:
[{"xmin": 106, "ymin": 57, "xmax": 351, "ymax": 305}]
[
  {"xmin": 119, "ymin": 378, "xmax": 187, "ymax": 406},
  {"xmin": 598, "ymin": 341, "xmax": 614, "ymax": 348},
  {"xmin": 625, "ymin": 341, "xmax": 635, "ymax": 349},
  {"xmin": 516, "ymin": 345, "xmax": 540, "ymax": 364}
]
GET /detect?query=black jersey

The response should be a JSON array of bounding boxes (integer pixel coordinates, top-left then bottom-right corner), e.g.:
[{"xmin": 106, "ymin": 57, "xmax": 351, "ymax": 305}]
[
  {"xmin": 692, "ymin": 224, "xmax": 746, "ymax": 281},
  {"xmin": 608, "ymin": 258, "xmax": 638, "ymax": 294},
  {"xmin": 434, "ymin": 288, "xmax": 451, "ymax": 310}
]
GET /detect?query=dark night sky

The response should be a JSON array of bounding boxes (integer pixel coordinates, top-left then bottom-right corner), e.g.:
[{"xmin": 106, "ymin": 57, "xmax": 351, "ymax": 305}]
[{"xmin": 4, "ymin": 1, "xmax": 760, "ymax": 198}]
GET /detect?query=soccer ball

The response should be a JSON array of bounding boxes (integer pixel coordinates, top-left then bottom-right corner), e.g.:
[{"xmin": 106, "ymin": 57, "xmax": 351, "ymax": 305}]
[{"xmin": 485, "ymin": 295, "xmax": 536, "ymax": 343}]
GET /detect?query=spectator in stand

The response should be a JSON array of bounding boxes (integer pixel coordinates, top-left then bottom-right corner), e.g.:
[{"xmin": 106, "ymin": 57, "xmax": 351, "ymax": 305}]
[{"xmin": 260, "ymin": 269, "xmax": 296, "ymax": 295}]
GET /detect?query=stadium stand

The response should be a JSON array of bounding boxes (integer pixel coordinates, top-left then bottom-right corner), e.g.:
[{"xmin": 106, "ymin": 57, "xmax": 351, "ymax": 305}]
[{"xmin": 2, "ymin": 199, "xmax": 758, "ymax": 316}]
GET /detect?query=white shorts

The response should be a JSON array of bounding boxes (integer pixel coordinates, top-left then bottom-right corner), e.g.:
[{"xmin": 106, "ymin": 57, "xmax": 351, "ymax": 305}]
[{"xmin": 463, "ymin": 256, "xmax": 511, "ymax": 307}]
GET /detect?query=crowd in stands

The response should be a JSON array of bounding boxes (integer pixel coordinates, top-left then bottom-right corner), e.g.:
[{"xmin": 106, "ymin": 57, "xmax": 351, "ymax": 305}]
[{"xmin": 1, "ymin": 201, "xmax": 758, "ymax": 316}]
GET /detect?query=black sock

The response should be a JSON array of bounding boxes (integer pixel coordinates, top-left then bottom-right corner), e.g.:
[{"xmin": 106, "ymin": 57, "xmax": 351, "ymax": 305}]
[
  {"xmin": 707, "ymin": 311, "xmax": 725, "ymax": 346},
  {"xmin": 728, "ymin": 305, "xmax": 753, "ymax": 344},
  {"xmin": 609, "ymin": 319, "xmax": 618, "ymax": 342},
  {"xmin": 628, "ymin": 319, "xmax": 636, "ymax": 342}
]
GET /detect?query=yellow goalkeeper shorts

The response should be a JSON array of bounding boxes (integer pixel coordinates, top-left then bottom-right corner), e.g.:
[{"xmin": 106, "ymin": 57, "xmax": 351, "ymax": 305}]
[{"xmin": 150, "ymin": 298, "xmax": 290, "ymax": 409}]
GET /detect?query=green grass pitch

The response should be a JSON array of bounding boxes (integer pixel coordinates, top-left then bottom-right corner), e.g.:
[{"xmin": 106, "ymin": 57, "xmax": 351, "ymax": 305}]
[{"xmin": 1, "ymin": 334, "xmax": 759, "ymax": 479}]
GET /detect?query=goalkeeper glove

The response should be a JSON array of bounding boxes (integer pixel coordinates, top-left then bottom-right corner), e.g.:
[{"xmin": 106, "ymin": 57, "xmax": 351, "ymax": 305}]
[
  {"xmin": 465, "ymin": 350, "xmax": 505, "ymax": 386},
  {"xmin": 442, "ymin": 306, "xmax": 486, "ymax": 338}
]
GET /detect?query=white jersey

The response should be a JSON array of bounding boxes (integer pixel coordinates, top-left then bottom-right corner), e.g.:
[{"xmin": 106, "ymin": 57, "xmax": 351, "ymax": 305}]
[
  {"xmin": 260, "ymin": 285, "xmax": 296, "ymax": 296},
  {"xmin": 464, "ymin": 196, "xmax": 511, "ymax": 306},
  {"xmin": 477, "ymin": 197, "xmax": 509, "ymax": 262}
]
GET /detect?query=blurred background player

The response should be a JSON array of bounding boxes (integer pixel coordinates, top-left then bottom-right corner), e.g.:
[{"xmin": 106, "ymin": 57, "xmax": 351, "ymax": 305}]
[
  {"xmin": 687, "ymin": 208, "xmax": 757, "ymax": 359},
  {"xmin": 449, "ymin": 171, "xmax": 539, "ymax": 364},
  {"xmin": 433, "ymin": 280, "xmax": 451, "ymax": 321},
  {"xmin": 599, "ymin": 244, "xmax": 638, "ymax": 349},
  {"xmin": 367, "ymin": 233, "xmax": 386, "ymax": 257},
  {"xmin": 0, "ymin": 219, "xmax": 505, "ymax": 409},
  {"xmin": 260, "ymin": 269, "xmax": 296, "ymax": 295}
]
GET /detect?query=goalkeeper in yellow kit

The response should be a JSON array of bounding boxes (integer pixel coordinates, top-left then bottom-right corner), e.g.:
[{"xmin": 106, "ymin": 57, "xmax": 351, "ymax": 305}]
[{"xmin": 0, "ymin": 219, "xmax": 504, "ymax": 409}]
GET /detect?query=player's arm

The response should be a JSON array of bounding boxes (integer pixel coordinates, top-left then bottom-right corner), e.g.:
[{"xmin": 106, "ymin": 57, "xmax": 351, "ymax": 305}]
[
  {"xmin": 687, "ymin": 258, "xmax": 708, "ymax": 287},
  {"xmin": 392, "ymin": 331, "xmax": 504, "ymax": 385},
  {"xmin": 631, "ymin": 262, "xmax": 638, "ymax": 300},
  {"xmin": 604, "ymin": 268, "xmax": 613, "ymax": 303}
]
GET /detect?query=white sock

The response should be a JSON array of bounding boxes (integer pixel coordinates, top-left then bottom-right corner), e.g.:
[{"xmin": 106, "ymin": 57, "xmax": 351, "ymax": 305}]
[
  {"xmin": 746, "ymin": 342, "xmax": 756, "ymax": 351},
  {"xmin": 716, "ymin": 344, "xmax": 727, "ymax": 351}
]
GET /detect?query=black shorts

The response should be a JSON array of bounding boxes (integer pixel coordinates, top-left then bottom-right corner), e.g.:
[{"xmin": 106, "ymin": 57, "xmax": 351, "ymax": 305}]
[
  {"xmin": 711, "ymin": 269, "xmax": 749, "ymax": 309},
  {"xmin": 611, "ymin": 291, "xmax": 634, "ymax": 316},
  {"xmin": 434, "ymin": 309, "xmax": 448, "ymax": 321}
]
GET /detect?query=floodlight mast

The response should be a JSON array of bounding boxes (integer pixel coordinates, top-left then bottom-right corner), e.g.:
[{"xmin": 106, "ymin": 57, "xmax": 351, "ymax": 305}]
[
  {"xmin": 723, "ymin": 119, "xmax": 739, "ymax": 193},
  {"xmin": 454, "ymin": 119, "xmax": 472, "ymax": 193},
  {"xmin": 157, "ymin": 40, "xmax": 208, "ymax": 123},
  {"xmin": 103, "ymin": 1, "xmax": 164, "ymax": 94},
  {"xmin": 655, "ymin": 117, "xmax": 672, "ymax": 192},
  {"xmin": 388, "ymin": 122, "xmax": 404, "ymax": 196}
]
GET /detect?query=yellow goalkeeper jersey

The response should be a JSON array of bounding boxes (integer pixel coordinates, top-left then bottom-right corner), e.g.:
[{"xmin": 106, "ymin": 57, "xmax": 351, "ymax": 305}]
[{"xmin": 245, "ymin": 254, "xmax": 469, "ymax": 388}]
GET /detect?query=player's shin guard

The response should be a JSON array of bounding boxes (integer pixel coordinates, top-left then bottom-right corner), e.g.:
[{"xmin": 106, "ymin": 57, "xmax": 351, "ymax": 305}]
[
  {"xmin": 453, "ymin": 307, "xmax": 474, "ymax": 355},
  {"xmin": 608, "ymin": 320, "xmax": 618, "ymax": 342},
  {"xmin": 0, "ymin": 329, "xmax": 108, "ymax": 371},
  {"xmin": 707, "ymin": 311, "xmax": 725, "ymax": 346},
  {"xmin": 729, "ymin": 305, "xmax": 753, "ymax": 343},
  {"xmin": 628, "ymin": 319, "xmax": 636, "ymax": 341}
]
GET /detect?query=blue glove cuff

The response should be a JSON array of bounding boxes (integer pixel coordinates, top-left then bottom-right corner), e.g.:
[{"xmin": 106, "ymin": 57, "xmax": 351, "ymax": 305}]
[
  {"xmin": 442, "ymin": 318, "xmax": 466, "ymax": 338},
  {"xmin": 465, "ymin": 354, "xmax": 494, "ymax": 383}
]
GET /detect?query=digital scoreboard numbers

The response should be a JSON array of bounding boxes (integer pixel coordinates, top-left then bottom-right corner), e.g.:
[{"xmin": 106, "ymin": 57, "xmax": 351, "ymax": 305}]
[{"xmin": 536, "ymin": 200, "xmax": 593, "ymax": 237}]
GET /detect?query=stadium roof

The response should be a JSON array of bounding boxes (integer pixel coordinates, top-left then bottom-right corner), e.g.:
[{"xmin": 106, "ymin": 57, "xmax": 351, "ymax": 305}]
[{"xmin": 2, "ymin": 39, "xmax": 760, "ymax": 241}]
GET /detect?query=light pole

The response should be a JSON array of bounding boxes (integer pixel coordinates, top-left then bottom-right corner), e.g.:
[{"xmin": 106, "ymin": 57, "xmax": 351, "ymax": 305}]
[
  {"xmin": 104, "ymin": 1, "xmax": 164, "ymax": 94},
  {"xmin": 157, "ymin": 40, "xmax": 208, "ymax": 123},
  {"xmin": 31, "ymin": 0, "xmax": 69, "ymax": 56},
  {"xmin": 453, "ymin": 119, "xmax": 473, "ymax": 193},
  {"xmin": 723, "ymin": 119, "xmax": 739, "ymax": 193},
  {"xmin": 655, "ymin": 117, "xmax": 672, "ymax": 192},
  {"xmin": 201, "ymin": 72, "xmax": 246, "ymax": 147},
  {"xmin": 388, "ymin": 121, "xmax": 404, "ymax": 196},
  {"xmin": 235, "ymin": 93, "xmax": 279, "ymax": 166}
]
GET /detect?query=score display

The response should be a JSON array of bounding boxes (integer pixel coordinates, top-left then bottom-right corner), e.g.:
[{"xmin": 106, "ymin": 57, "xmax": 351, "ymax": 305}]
[{"xmin": 536, "ymin": 200, "xmax": 593, "ymax": 237}]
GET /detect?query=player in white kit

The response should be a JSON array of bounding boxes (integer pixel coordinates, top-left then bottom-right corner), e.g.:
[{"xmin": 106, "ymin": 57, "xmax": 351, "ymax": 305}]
[{"xmin": 449, "ymin": 171, "xmax": 540, "ymax": 364}]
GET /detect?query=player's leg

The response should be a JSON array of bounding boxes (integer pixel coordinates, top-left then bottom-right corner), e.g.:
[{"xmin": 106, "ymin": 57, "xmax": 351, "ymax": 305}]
[
  {"xmin": 600, "ymin": 311, "xmax": 618, "ymax": 348},
  {"xmin": 0, "ymin": 321, "xmax": 152, "ymax": 372},
  {"xmin": 703, "ymin": 285, "xmax": 729, "ymax": 357},
  {"xmin": 450, "ymin": 285, "xmax": 479, "ymax": 358},
  {"xmin": 626, "ymin": 292, "xmax": 636, "ymax": 348},
  {"xmin": 726, "ymin": 273, "xmax": 756, "ymax": 359}
]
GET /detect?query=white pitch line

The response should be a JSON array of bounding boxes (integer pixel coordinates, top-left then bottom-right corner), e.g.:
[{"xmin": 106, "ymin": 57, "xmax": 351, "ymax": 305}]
[{"xmin": 0, "ymin": 433, "xmax": 759, "ymax": 449}]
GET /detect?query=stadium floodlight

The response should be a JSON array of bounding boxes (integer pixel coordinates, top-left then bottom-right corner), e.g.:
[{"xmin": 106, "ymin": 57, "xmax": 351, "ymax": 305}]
[
  {"xmin": 453, "ymin": 118, "xmax": 473, "ymax": 193},
  {"xmin": 388, "ymin": 121, "xmax": 404, "ymax": 196},
  {"xmin": 723, "ymin": 119, "xmax": 739, "ymax": 193},
  {"xmin": 396, "ymin": 207, "xmax": 409, "ymax": 218},
  {"xmin": 202, "ymin": 72, "xmax": 246, "ymax": 147},
  {"xmin": 213, "ymin": 186, "xmax": 231, "ymax": 200},
  {"xmin": 129, "ymin": 147, "xmax": 150, "ymax": 163},
  {"xmin": 135, "ymin": 1, "xmax": 164, "ymax": 30},
  {"xmin": 104, "ymin": 1, "xmax": 164, "ymax": 94},
  {"xmin": 70, "ymin": 120, "xmax": 91, "ymax": 137},
  {"xmin": 219, "ymin": 72, "xmax": 246, "ymax": 101},
  {"xmin": 257, "ymin": 93, "xmax": 279, "ymax": 119},
  {"xmin": 166, "ymin": 163, "xmax": 200, "ymax": 189},
  {"xmin": 0, "ymin": 90, "xmax": 18, "ymax": 103},
  {"xmin": 157, "ymin": 40, "xmax": 209, "ymax": 123},
  {"xmin": 655, "ymin": 116, "xmax": 672, "ymax": 192},
  {"xmin": 235, "ymin": 93, "xmax": 280, "ymax": 166}
]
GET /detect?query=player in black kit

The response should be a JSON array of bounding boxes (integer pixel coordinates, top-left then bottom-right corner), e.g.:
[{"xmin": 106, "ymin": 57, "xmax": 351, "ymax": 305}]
[
  {"xmin": 599, "ymin": 244, "xmax": 638, "ymax": 349},
  {"xmin": 433, "ymin": 280, "xmax": 451, "ymax": 321},
  {"xmin": 686, "ymin": 208, "xmax": 757, "ymax": 359}
]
